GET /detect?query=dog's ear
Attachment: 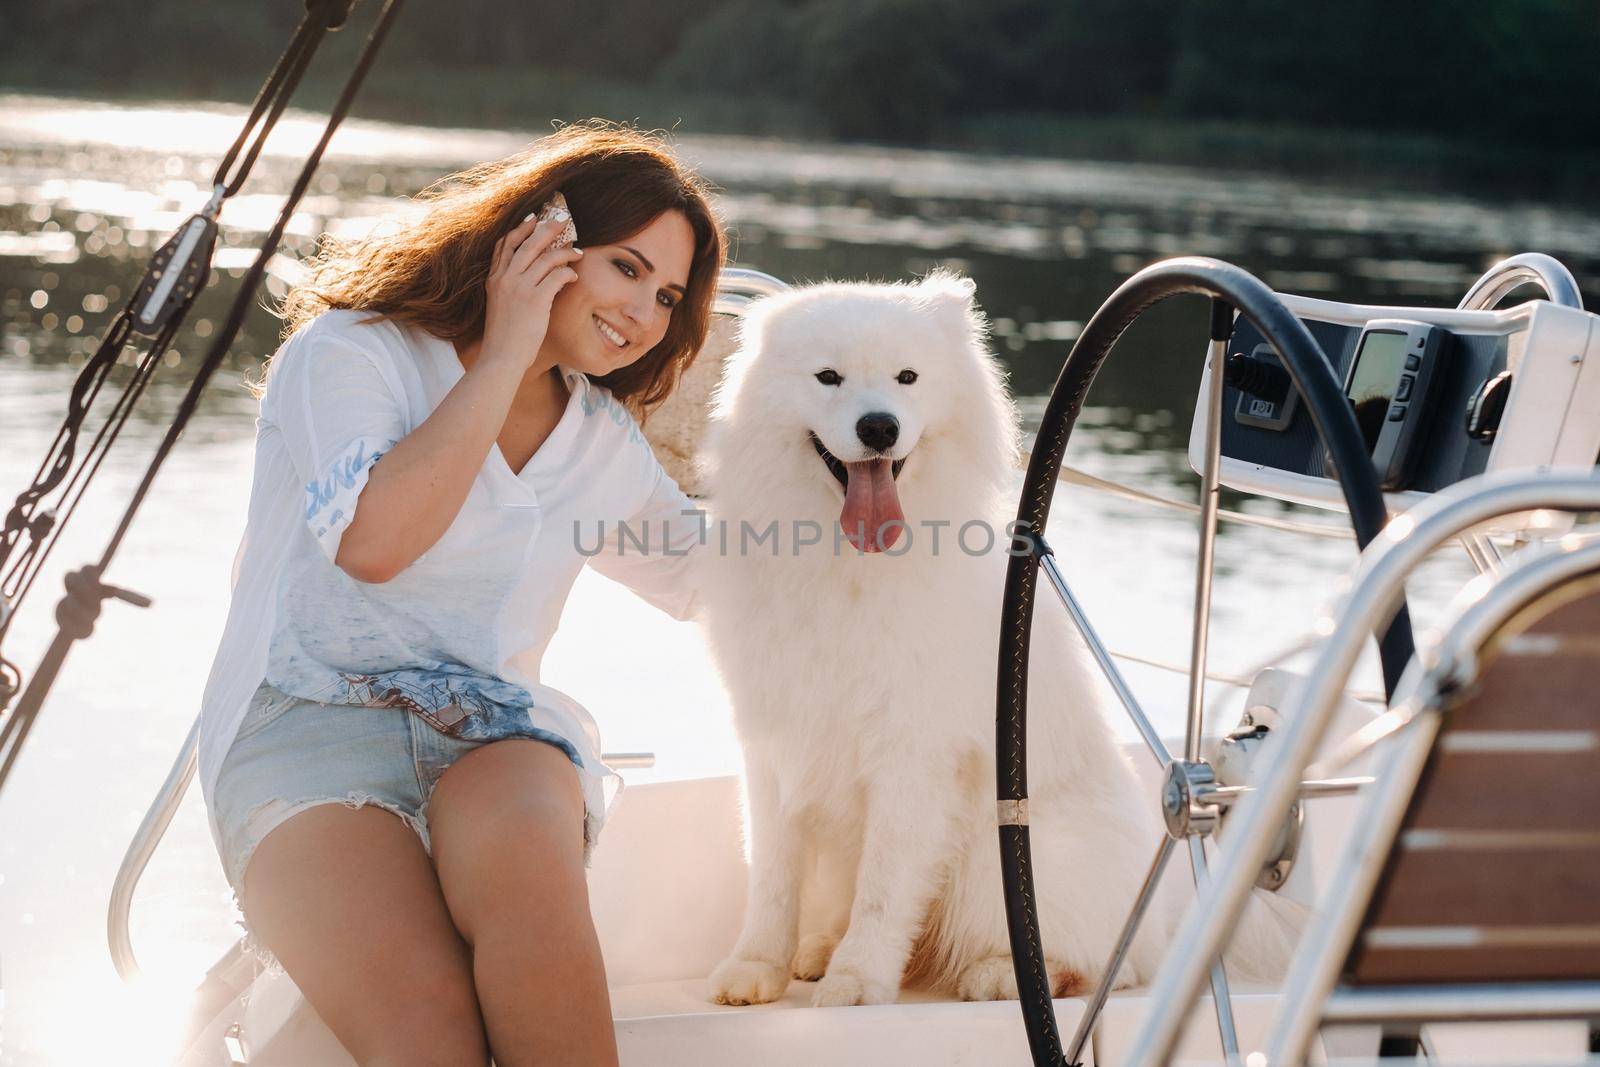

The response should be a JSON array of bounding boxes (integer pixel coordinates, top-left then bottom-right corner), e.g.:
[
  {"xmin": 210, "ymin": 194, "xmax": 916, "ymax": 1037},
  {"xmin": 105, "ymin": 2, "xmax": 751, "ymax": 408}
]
[{"xmin": 915, "ymin": 270, "xmax": 978, "ymax": 313}]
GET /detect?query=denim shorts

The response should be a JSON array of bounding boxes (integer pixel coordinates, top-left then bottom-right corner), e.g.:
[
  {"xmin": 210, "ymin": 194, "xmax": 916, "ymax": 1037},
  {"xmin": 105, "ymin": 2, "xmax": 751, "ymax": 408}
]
[{"xmin": 212, "ymin": 680, "xmax": 582, "ymax": 903}]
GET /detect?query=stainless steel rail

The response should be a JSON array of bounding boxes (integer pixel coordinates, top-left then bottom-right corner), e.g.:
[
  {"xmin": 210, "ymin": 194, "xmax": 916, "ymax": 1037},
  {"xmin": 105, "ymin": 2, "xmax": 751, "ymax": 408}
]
[
  {"xmin": 1321, "ymin": 982, "xmax": 1600, "ymax": 1025},
  {"xmin": 1123, "ymin": 470, "xmax": 1600, "ymax": 1067},
  {"xmin": 109, "ymin": 717, "xmax": 201, "ymax": 980},
  {"xmin": 1457, "ymin": 253, "xmax": 1584, "ymax": 313},
  {"xmin": 711, "ymin": 267, "xmax": 791, "ymax": 315},
  {"xmin": 1267, "ymin": 537, "xmax": 1600, "ymax": 1065}
]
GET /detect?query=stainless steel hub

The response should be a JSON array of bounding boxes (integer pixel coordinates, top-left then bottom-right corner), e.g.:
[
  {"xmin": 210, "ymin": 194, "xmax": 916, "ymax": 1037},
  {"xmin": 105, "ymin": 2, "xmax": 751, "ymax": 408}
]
[{"xmin": 1161, "ymin": 759, "xmax": 1219, "ymax": 839}]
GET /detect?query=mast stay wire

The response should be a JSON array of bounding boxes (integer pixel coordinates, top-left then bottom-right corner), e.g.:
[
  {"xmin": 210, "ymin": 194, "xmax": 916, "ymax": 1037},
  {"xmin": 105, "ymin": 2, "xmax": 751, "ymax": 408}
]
[
  {"xmin": 0, "ymin": 0, "xmax": 405, "ymax": 798},
  {"xmin": 0, "ymin": 1, "xmax": 355, "ymax": 708}
]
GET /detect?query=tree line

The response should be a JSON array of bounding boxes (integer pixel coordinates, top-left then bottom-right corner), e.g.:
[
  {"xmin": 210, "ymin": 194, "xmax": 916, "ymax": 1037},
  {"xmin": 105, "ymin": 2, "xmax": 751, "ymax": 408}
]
[{"xmin": 6, "ymin": 0, "xmax": 1597, "ymax": 149}]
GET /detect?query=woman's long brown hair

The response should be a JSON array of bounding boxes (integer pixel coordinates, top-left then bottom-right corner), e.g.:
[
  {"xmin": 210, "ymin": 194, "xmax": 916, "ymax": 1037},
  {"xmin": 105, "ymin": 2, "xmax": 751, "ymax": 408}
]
[{"xmin": 277, "ymin": 121, "xmax": 726, "ymax": 416}]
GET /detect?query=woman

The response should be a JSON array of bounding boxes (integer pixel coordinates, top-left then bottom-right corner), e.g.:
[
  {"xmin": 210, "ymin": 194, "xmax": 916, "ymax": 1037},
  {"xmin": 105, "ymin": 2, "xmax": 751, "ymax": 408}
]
[{"xmin": 197, "ymin": 123, "xmax": 725, "ymax": 1065}]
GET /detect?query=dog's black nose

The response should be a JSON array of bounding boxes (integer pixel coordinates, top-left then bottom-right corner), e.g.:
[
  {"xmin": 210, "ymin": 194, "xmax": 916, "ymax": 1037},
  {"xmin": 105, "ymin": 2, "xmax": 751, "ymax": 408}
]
[{"xmin": 856, "ymin": 412, "xmax": 899, "ymax": 452}]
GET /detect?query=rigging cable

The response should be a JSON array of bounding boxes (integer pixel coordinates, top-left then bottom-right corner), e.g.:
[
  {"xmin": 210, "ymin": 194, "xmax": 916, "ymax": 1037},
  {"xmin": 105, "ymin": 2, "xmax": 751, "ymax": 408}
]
[
  {"xmin": 0, "ymin": 0, "xmax": 405, "ymax": 799},
  {"xmin": 0, "ymin": 1, "xmax": 354, "ymax": 706}
]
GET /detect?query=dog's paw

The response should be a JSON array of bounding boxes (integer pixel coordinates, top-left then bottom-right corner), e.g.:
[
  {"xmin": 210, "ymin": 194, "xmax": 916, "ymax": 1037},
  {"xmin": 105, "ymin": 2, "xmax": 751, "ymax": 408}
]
[
  {"xmin": 957, "ymin": 955, "xmax": 1018, "ymax": 1001},
  {"xmin": 811, "ymin": 969, "xmax": 896, "ymax": 1007},
  {"xmin": 791, "ymin": 933, "xmax": 840, "ymax": 981},
  {"xmin": 708, "ymin": 956, "xmax": 790, "ymax": 1006},
  {"xmin": 956, "ymin": 957, "xmax": 1090, "ymax": 1001},
  {"xmin": 1051, "ymin": 960, "xmax": 1091, "ymax": 997}
]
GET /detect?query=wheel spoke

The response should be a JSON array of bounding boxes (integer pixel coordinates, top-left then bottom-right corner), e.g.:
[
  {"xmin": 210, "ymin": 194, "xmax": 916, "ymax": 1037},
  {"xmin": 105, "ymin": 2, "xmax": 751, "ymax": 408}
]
[
  {"xmin": 1186, "ymin": 322, "xmax": 1229, "ymax": 763},
  {"xmin": 1038, "ymin": 551, "xmax": 1172, "ymax": 768},
  {"xmin": 1208, "ymin": 775, "xmax": 1374, "ymax": 807},
  {"xmin": 1064, "ymin": 835, "xmax": 1178, "ymax": 1066},
  {"xmin": 1188, "ymin": 836, "xmax": 1242, "ymax": 1065}
]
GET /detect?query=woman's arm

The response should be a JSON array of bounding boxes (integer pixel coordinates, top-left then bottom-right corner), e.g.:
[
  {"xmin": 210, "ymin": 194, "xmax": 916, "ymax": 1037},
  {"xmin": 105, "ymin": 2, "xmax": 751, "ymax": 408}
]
[
  {"xmin": 333, "ymin": 351, "xmax": 525, "ymax": 582},
  {"xmin": 584, "ymin": 461, "xmax": 707, "ymax": 621},
  {"xmin": 337, "ymin": 214, "xmax": 582, "ymax": 582}
]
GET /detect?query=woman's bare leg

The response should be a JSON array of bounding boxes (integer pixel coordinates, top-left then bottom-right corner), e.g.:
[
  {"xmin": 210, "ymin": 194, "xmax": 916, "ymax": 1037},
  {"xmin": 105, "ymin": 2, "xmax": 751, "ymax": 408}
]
[
  {"xmin": 241, "ymin": 804, "xmax": 490, "ymax": 1066},
  {"xmin": 426, "ymin": 739, "xmax": 618, "ymax": 1067}
]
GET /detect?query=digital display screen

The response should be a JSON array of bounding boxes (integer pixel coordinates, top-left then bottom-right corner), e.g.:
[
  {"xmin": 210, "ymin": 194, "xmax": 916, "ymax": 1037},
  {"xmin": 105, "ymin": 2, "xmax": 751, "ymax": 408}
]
[{"xmin": 1346, "ymin": 331, "xmax": 1407, "ymax": 451}]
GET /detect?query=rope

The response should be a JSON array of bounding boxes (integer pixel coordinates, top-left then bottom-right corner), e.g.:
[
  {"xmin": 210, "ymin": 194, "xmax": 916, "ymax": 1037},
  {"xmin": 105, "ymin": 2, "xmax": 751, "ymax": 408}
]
[
  {"xmin": 1036, "ymin": 459, "xmax": 1383, "ymax": 702},
  {"xmin": 1106, "ymin": 642, "xmax": 1387, "ymax": 706},
  {"xmin": 1032, "ymin": 457, "xmax": 1355, "ymax": 540},
  {"xmin": 0, "ymin": 0, "xmax": 405, "ymax": 798},
  {"xmin": 212, "ymin": 11, "xmax": 329, "ymax": 198}
]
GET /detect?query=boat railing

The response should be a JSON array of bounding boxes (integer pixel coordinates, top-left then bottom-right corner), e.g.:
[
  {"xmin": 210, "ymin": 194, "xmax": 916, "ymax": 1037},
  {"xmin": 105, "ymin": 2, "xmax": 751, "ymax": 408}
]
[
  {"xmin": 1124, "ymin": 469, "xmax": 1600, "ymax": 1067},
  {"xmin": 712, "ymin": 266, "xmax": 791, "ymax": 315},
  {"xmin": 1457, "ymin": 252, "xmax": 1583, "ymax": 313},
  {"xmin": 1264, "ymin": 533, "xmax": 1600, "ymax": 1063}
]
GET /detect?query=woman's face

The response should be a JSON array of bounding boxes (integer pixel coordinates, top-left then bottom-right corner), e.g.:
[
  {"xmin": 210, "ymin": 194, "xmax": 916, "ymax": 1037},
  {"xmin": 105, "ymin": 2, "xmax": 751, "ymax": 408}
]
[{"xmin": 544, "ymin": 209, "xmax": 696, "ymax": 378}]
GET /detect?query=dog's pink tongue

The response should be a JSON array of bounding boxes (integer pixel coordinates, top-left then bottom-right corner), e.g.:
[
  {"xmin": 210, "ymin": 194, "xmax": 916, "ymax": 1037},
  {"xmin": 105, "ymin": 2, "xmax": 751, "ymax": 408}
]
[{"xmin": 840, "ymin": 458, "xmax": 904, "ymax": 552}]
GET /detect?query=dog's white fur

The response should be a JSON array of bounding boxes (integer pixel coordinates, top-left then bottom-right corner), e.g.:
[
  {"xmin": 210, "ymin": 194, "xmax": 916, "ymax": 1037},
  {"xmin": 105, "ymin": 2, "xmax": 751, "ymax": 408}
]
[{"xmin": 697, "ymin": 274, "xmax": 1301, "ymax": 1007}]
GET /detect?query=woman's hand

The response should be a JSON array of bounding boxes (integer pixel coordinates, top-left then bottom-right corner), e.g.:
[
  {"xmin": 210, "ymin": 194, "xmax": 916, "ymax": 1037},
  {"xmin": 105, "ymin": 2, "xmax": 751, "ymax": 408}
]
[{"xmin": 479, "ymin": 215, "xmax": 585, "ymax": 371}]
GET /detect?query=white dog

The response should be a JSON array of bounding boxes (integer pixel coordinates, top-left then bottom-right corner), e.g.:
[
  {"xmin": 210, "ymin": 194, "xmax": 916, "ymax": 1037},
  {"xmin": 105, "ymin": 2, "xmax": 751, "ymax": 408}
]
[{"xmin": 697, "ymin": 273, "xmax": 1299, "ymax": 1008}]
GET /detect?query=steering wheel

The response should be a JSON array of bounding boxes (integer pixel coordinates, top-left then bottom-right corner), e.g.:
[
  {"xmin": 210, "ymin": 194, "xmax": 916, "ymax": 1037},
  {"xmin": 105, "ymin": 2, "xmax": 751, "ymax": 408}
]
[{"xmin": 995, "ymin": 257, "xmax": 1415, "ymax": 1066}]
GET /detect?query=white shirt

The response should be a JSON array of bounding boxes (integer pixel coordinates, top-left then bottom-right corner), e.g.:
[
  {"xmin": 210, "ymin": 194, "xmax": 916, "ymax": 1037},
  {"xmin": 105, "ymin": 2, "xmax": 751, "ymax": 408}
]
[{"xmin": 197, "ymin": 309, "xmax": 704, "ymax": 857}]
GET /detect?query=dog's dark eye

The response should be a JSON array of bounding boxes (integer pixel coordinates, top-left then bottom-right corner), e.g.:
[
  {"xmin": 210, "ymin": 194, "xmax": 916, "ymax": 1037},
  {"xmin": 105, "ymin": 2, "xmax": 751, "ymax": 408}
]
[
  {"xmin": 896, "ymin": 369, "xmax": 918, "ymax": 385},
  {"xmin": 815, "ymin": 369, "xmax": 843, "ymax": 386}
]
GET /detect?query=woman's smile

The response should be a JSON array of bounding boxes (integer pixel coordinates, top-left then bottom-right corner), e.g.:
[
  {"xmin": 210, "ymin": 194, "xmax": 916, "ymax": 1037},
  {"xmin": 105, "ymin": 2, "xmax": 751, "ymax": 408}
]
[{"xmin": 593, "ymin": 314, "xmax": 631, "ymax": 351}]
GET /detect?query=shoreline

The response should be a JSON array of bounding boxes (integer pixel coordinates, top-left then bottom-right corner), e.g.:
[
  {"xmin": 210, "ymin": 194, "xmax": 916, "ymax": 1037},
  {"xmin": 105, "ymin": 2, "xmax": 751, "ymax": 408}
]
[{"xmin": 4, "ymin": 69, "xmax": 1596, "ymax": 209}]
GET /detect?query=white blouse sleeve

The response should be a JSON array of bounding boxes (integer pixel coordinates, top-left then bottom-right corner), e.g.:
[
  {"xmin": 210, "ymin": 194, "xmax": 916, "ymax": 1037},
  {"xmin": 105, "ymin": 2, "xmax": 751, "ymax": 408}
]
[
  {"xmin": 260, "ymin": 319, "xmax": 407, "ymax": 565},
  {"xmin": 585, "ymin": 460, "xmax": 707, "ymax": 622}
]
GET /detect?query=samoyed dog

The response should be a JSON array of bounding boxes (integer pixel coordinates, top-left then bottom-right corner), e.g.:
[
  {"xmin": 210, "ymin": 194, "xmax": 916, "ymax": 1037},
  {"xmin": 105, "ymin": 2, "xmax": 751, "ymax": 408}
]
[{"xmin": 697, "ymin": 273, "xmax": 1300, "ymax": 1007}]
